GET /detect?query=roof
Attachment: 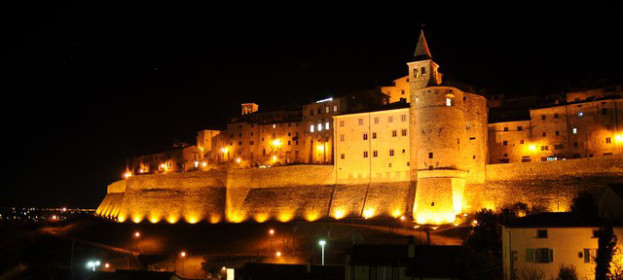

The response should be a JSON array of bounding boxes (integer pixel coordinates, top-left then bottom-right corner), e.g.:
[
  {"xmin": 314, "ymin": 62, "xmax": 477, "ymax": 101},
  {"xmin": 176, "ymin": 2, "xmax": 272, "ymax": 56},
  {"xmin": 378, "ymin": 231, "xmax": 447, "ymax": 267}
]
[
  {"xmin": 413, "ymin": 29, "xmax": 432, "ymax": 60},
  {"xmin": 349, "ymin": 244, "xmax": 408, "ymax": 266},
  {"xmin": 503, "ymin": 212, "xmax": 604, "ymax": 228},
  {"xmin": 530, "ymin": 93, "xmax": 622, "ymax": 110},
  {"xmin": 91, "ymin": 270, "xmax": 178, "ymax": 280},
  {"xmin": 238, "ymin": 263, "xmax": 343, "ymax": 280},
  {"xmin": 407, "ymin": 245, "xmax": 468, "ymax": 278}
]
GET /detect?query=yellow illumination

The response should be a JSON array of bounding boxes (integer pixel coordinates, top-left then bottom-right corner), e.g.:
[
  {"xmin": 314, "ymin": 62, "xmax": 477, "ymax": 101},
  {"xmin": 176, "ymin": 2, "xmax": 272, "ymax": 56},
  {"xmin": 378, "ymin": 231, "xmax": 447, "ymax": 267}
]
[
  {"xmin": 615, "ymin": 135, "xmax": 623, "ymax": 143},
  {"xmin": 123, "ymin": 172, "xmax": 132, "ymax": 179},
  {"xmin": 472, "ymin": 220, "xmax": 478, "ymax": 227},
  {"xmin": 132, "ymin": 215, "xmax": 143, "ymax": 224},
  {"xmin": 202, "ymin": 161, "xmax": 208, "ymax": 167},
  {"xmin": 304, "ymin": 212, "xmax": 320, "ymax": 222},
  {"xmin": 117, "ymin": 215, "xmax": 126, "ymax": 223},
  {"xmin": 167, "ymin": 216, "xmax": 180, "ymax": 224},
  {"xmin": 180, "ymin": 251, "xmax": 186, "ymax": 258},
  {"xmin": 278, "ymin": 212, "xmax": 293, "ymax": 222},
  {"xmin": 276, "ymin": 251, "xmax": 282, "ymax": 257},
  {"xmin": 415, "ymin": 212, "xmax": 456, "ymax": 225},
  {"xmin": 236, "ymin": 157, "xmax": 241, "ymax": 163},
  {"xmin": 186, "ymin": 215, "xmax": 200, "ymax": 224},
  {"xmin": 209, "ymin": 215, "xmax": 221, "ymax": 224},
  {"xmin": 333, "ymin": 209, "xmax": 346, "ymax": 219},
  {"xmin": 363, "ymin": 209, "xmax": 375, "ymax": 219},
  {"xmin": 316, "ymin": 145, "xmax": 324, "ymax": 152},
  {"xmin": 400, "ymin": 216, "xmax": 406, "ymax": 221},
  {"xmin": 528, "ymin": 144, "xmax": 537, "ymax": 151},
  {"xmin": 392, "ymin": 210, "xmax": 401, "ymax": 218},
  {"xmin": 272, "ymin": 155, "xmax": 278, "ymax": 162},
  {"xmin": 228, "ymin": 213, "xmax": 246, "ymax": 223},
  {"xmin": 272, "ymin": 139, "xmax": 282, "ymax": 147},
  {"xmin": 254, "ymin": 213, "xmax": 269, "ymax": 223},
  {"xmin": 221, "ymin": 147, "xmax": 228, "ymax": 153}
]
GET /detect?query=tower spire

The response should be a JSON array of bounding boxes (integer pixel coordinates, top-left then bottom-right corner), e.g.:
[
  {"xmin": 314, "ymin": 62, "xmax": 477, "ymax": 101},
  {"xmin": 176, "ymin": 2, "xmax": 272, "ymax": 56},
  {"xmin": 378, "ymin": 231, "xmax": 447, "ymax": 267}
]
[{"xmin": 413, "ymin": 28, "xmax": 432, "ymax": 61}]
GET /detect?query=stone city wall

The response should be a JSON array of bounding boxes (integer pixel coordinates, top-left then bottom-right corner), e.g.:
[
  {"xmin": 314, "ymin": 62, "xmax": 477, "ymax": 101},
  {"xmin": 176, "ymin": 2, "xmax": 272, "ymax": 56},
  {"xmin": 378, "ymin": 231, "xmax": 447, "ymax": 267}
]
[{"xmin": 96, "ymin": 156, "xmax": 623, "ymax": 223}]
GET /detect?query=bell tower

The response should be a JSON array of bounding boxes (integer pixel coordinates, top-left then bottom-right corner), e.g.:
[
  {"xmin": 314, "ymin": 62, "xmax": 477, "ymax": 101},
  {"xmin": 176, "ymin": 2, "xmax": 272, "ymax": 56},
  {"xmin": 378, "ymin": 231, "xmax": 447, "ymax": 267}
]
[{"xmin": 407, "ymin": 29, "xmax": 442, "ymax": 92}]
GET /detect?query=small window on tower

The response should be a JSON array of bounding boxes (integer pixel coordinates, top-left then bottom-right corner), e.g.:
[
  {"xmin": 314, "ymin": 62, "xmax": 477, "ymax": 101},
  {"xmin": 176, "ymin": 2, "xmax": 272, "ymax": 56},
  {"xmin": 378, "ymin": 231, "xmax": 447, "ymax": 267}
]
[
  {"xmin": 446, "ymin": 98, "xmax": 453, "ymax": 106},
  {"xmin": 428, "ymin": 152, "xmax": 433, "ymax": 159},
  {"xmin": 413, "ymin": 68, "xmax": 419, "ymax": 78},
  {"xmin": 421, "ymin": 67, "xmax": 426, "ymax": 74}
]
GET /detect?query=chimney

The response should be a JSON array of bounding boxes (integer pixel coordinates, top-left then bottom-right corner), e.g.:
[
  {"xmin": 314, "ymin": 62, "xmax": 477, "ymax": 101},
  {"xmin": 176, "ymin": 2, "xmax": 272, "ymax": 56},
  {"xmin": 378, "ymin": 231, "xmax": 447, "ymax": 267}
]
[{"xmin": 407, "ymin": 236, "xmax": 415, "ymax": 258}]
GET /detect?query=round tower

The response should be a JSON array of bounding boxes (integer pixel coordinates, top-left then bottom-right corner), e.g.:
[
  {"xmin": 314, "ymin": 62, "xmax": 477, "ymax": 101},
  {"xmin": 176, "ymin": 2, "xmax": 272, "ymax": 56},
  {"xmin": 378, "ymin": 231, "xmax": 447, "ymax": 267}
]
[{"xmin": 408, "ymin": 30, "xmax": 468, "ymax": 224}]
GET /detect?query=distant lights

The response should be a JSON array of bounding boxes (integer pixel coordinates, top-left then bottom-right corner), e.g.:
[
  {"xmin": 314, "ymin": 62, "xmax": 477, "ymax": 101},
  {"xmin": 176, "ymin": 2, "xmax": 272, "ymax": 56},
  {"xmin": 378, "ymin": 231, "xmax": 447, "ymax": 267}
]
[
  {"xmin": 275, "ymin": 251, "xmax": 282, "ymax": 257},
  {"xmin": 316, "ymin": 145, "xmax": 324, "ymax": 152},
  {"xmin": 236, "ymin": 158, "xmax": 242, "ymax": 163},
  {"xmin": 201, "ymin": 161, "xmax": 208, "ymax": 167},
  {"xmin": 528, "ymin": 144, "xmax": 537, "ymax": 151},
  {"xmin": 194, "ymin": 161, "xmax": 199, "ymax": 168},
  {"xmin": 86, "ymin": 260, "xmax": 101, "ymax": 271},
  {"xmin": 615, "ymin": 134, "xmax": 623, "ymax": 143},
  {"xmin": 272, "ymin": 139, "xmax": 282, "ymax": 147},
  {"xmin": 272, "ymin": 155, "xmax": 278, "ymax": 162},
  {"xmin": 123, "ymin": 172, "xmax": 132, "ymax": 179}
]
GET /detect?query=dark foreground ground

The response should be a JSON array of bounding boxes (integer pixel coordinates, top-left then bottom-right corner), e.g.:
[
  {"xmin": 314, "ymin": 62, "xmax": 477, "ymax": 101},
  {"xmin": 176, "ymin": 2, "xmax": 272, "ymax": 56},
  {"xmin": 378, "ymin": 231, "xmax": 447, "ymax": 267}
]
[{"xmin": 0, "ymin": 216, "xmax": 472, "ymax": 279}]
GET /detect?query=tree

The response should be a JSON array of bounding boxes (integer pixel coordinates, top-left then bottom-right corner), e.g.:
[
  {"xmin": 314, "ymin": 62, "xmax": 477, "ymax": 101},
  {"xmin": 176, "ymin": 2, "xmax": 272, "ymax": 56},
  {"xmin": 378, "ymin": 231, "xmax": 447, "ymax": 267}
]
[
  {"xmin": 557, "ymin": 264, "xmax": 578, "ymax": 280},
  {"xmin": 595, "ymin": 225, "xmax": 617, "ymax": 280},
  {"xmin": 466, "ymin": 209, "xmax": 501, "ymax": 255},
  {"xmin": 571, "ymin": 190, "xmax": 598, "ymax": 217}
]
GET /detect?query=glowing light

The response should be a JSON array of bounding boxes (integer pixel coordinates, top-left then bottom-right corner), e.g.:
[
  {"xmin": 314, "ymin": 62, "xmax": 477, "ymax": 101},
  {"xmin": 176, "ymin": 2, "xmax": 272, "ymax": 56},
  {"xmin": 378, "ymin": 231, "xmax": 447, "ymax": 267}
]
[
  {"xmin": 272, "ymin": 139, "xmax": 282, "ymax": 147},
  {"xmin": 272, "ymin": 155, "xmax": 278, "ymax": 162},
  {"xmin": 167, "ymin": 216, "xmax": 179, "ymax": 224},
  {"xmin": 51, "ymin": 215, "xmax": 58, "ymax": 220},
  {"xmin": 123, "ymin": 172, "xmax": 132, "ymax": 179},
  {"xmin": 392, "ymin": 210, "xmax": 401, "ymax": 218},
  {"xmin": 134, "ymin": 231, "xmax": 140, "ymax": 238},
  {"xmin": 61, "ymin": 207, "xmax": 67, "ymax": 212},
  {"xmin": 400, "ymin": 216, "xmax": 406, "ymax": 221},
  {"xmin": 316, "ymin": 97, "xmax": 333, "ymax": 103},
  {"xmin": 117, "ymin": 215, "xmax": 126, "ymax": 223},
  {"xmin": 104, "ymin": 263, "xmax": 110, "ymax": 269},
  {"xmin": 453, "ymin": 221, "xmax": 460, "ymax": 226},
  {"xmin": 202, "ymin": 161, "xmax": 208, "ymax": 167},
  {"xmin": 363, "ymin": 209, "xmax": 375, "ymax": 219},
  {"xmin": 180, "ymin": 251, "xmax": 186, "ymax": 258},
  {"xmin": 472, "ymin": 220, "xmax": 478, "ymax": 227},
  {"xmin": 528, "ymin": 144, "xmax": 537, "ymax": 151},
  {"xmin": 415, "ymin": 212, "xmax": 456, "ymax": 225},
  {"xmin": 318, "ymin": 239, "xmax": 326, "ymax": 246},
  {"xmin": 236, "ymin": 157, "xmax": 241, "ymax": 163},
  {"xmin": 316, "ymin": 145, "xmax": 324, "ymax": 152},
  {"xmin": 275, "ymin": 251, "xmax": 282, "ymax": 257},
  {"xmin": 160, "ymin": 163, "xmax": 166, "ymax": 169},
  {"xmin": 194, "ymin": 161, "xmax": 199, "ymax": 168},
  {"xmin": 268, "ymin": 229, "xmax": 275, "ymax": 235},
  {"xmin": 615, "ymin": 135, "xmax": 623, "ymax": 143},
  {"xmin": 209, "ymin": 215, "xmax": 221, "ymax": 224},
  {"xmin": 278, "ymin": 212, "xmax": 293, "ymax": 222},
  {"xmin": 132, "ymin": 215, "xmax": 143, "ymax": 224},
  {"xmin": 254, "ymin": 213, "xmax": 269, "ymax": 223},
  {"xmin": 150, "ymin": 217, "xmax": 160, "ymax": 223},
  {"xmin": 305, "ymin": 212, "xmax": 320, "ymax": 222},
  {"xmin": 186, "ymin": 216, "xmax": 199, "ymax": 224},
  {"xmin": 333, "ymin": 209, "xmax": 346, "ymax": 219},
  {"xmin": 221, "ymin": 147, "xmax": 228, "ymax": 153},
  {"xmin": 414, "ymin": 225, "xmax": 420, "ymax": 229},
  {"xmin": 432, "ymin": 226, "xmax": 438, "ymax": 230}
]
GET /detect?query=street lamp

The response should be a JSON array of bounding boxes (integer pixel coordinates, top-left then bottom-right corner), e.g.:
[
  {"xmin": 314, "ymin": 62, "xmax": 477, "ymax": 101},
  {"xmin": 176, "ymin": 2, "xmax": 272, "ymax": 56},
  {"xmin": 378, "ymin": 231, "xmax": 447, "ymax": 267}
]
[
  {"xmin": 179, "ymin": 250, "xmax": 187, "ymax": 276},
  {"xmin": 86, "ymin": 260, "xmax": 101, "ymax": 272},
  {"xmin": 133, "ymin": 231, "xmax": 140, "ymax": 238},
  {"xmin": 318, "ymin": 239, "xmax": 326, "ymax": 266}
]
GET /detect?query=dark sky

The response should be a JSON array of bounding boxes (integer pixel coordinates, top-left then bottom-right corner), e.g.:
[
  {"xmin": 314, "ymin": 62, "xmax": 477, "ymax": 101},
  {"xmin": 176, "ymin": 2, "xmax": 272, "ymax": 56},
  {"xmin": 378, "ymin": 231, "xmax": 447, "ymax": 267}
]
[{"xmin": 1, "ymin": 2, "xmax": 621, "ymax": 208}]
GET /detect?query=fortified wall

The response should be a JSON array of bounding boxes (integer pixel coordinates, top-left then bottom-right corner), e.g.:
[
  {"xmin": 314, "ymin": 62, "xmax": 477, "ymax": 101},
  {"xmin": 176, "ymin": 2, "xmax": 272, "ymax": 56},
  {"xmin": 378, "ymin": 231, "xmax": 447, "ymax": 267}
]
[{"xmin": 96, "ymin": 156, "xmax": 623, "ymax": 224}]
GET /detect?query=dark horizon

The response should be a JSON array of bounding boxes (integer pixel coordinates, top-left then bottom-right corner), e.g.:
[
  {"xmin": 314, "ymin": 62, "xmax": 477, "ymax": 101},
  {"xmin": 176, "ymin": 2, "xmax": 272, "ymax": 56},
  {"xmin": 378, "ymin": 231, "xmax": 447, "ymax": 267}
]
[{"xmin": 2, "ymin": 2, "xmax": 622, "ymax": 208}]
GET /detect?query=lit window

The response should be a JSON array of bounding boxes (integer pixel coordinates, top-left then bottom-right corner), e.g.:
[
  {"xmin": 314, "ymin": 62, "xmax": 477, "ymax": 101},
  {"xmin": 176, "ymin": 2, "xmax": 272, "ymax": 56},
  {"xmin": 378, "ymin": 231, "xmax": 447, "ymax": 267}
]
[
  {"xmin": 326, "ymin": 107, "xmax": 329, "ymax": 113},
  {"xmin": 578, "ymin": 111, "xmax": 584, "ymax": 117},
  {"xmin": 333, "ymin": 105, "xmax": 338, "ymax": 112},
  {"xmin": 446, "ymin": 98, "xmax": 452, "ymax": 106},
  {"xmin": 272, "ymin": 124, "xmax": 276, "ymax": 128},
  {"xmin": 317, "ymin": 123, "xmax": 322, "ymax": 131},
  {"xmin": 573, "ymin": 128, "xmax": 578, "ymax": 134},
  {"xmin": 358, "ymin": 119, "xmax": 363, "ymax": 126},
  {"xmin": 374, "ymin": 117, "xmax": 379, "ymax": 124},
  {"xmin": 325, "ymin": 122, "xmax": 329, "ymax": 130},
  {"xmin": 310, "ymin": 125, "xmax": 314, "ymax": 133},
  {"xmin": 340, "ymin": 135, "xmax": 345, "ymax": 142}
]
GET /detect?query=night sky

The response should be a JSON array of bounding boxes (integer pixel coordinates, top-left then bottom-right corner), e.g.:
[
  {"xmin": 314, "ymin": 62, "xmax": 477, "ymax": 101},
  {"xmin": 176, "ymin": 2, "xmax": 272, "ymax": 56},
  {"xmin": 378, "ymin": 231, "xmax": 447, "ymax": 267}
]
[{"xmin": 1, "ymin": 3, "xmax": 621, "ymax": 208}]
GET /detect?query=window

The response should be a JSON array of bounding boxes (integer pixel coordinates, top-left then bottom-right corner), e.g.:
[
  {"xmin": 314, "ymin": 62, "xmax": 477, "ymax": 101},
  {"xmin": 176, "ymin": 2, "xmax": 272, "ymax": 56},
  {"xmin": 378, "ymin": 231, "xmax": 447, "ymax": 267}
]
[
  {"xmin": 340, "ymin": 120, "xmax": 344, "ymax": 127},
  {"xmin": 592, "ymin": 230, "xmax": 599, "ymax": 238},
  {"xmin": 374, "ymin": 117, "xmax": 379, "ymax": 124},
  {"xmin": 602, "ymin": 108, "xmax": 607, "ymax": 115},
  {"xmin": 272, "ymin": 124, "xmax": 276, "ymax": 129},
  {"xmin": 541, "ymin": 145, "xmax": 549, "ymax": 151},
  {"xmin": 584, "ymin": 248, "xmax": 596, "ymax": 263},
  {"xmin": 389, "ymin": 149, "xmax": 395, "ymax": 156},
  {"xmin": 333, "ymin": 105, "xmax": 338, "ymax": 112},
  {"xmin": 317, "ymin": 123, "xmax": 323, "ymax": 132},
  {"xmin": 541, "ymin": 115, "xmax": 546, "ymax": 120},
  {"xmin": 317, "ymin": 108, "xmax": 321, "ymax": 114},
  {"xmin": 388, "ymin": 116, "xmax": 394, "ymax": 123},
  {"xmin": 446, "ymin": 98, "xmax": 453, "ymax": 106},
  {"xmin": 340, "ymin": 135, "xmax": 345, "ymax": 142},
  {"xmin": 363, "ymin": 133, "xmax": 368, "ymax": 140},
  {"xmin": 537, "ymin": 229, "xmax": 548, "ymax": 238},
  {"xmin": 554, "ymin": 144, "xmax": 564, "ymax": 150},
  {"xmin": 325, "ymin": 122, "xmax": 329, "ymax": 130},
  {"xmin": 401, "ymin": 89, "xmax": 405, "ymax": 95},
  {"xmin": 363, "ymin": 151, "xmax": 368, "ymax": 158},
  {"xmin": 401, "ymin": 115, "xmax": 407, "ymax": 122},
  {"xmin": 358, "ymin": 119, "xmax": 363, "ymax": 126},
  {"xmin": 542, "ymin": 132, "xmax": 547, "ymax": 137},
  {"xmin": 520, "ymin": 140, "xmax": 525, "ymax": 144},
  {"xmin": 310, "ymin": 125, "xmax": 314, "ymax": 133},
  {"xmin": 526, "ymin": 248, "xmax": 554, "ymax": 263},
  {"xmin": 250, "ymin": 141, "xmax": 254, "ymax": 145},
  {"xmin": 325, "ymin": 106, "xmax": 329, "ymax": 113},
  {"xmin": 421, "ymin": 67, "xmax": 426, "ymax": 74},
  {"xmin": 401, "ymin": 129, "xmax": 407, "ymax": 136},
  {"xmin": 373, "ymin": 150, "xmax": 378, "ymax": 157},
  {"xmin": 503, "ymin": 141, "xmax": 508, "ymax": 146},
  {"xmin": 413, "ymin": 68, "xmax": 418, "ymax": 78},
  {"xmin": 606, "ymin": 137, "xmax": 611, "ymax": 144},
  {"xmin": 372, "ymin": 132, "xmax": 377, "ymax": 139},
  {"xmin": 573, "ymin": 128, "xmax": 578, "ymax": 134},
  {"xmin": 554, "ymin": 113, "xmax": 559, "ymax": 119},
  {"xmin": 310, "ymin": 110, "xmax": 314, "ymax": 116},
  {"xmin": 504, "ymin": 127, "xmax": 509, "ymax": 131},
  {"xmin": 340, "ymin": 153, "xmax": 345, "ymax": 159},
  {"xmin": 578, "ymin": 111, "xmax": 584, "ymax": 117},
  {"xmin": 555, "ymin": 131, "xmax": 560, "ymax": 136},
  {"xmin": 518, "ymin": 126, "xmax": 523, "ymax": 131},
  {"xmin": 428, "ymin": 152, "xmax": 433, "ymax": 159},
  {"xmin": 392, "ymin": 130, "xmax": 397, "ymax": 137}
]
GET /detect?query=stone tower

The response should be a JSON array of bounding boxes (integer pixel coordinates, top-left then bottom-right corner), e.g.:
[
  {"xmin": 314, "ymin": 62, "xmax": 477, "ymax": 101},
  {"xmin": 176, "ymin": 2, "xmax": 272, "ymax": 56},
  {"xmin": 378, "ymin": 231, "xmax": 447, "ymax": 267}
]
[{"xmin": 409, "ymin": 30, "xmax": 468, "ymax": 224}]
